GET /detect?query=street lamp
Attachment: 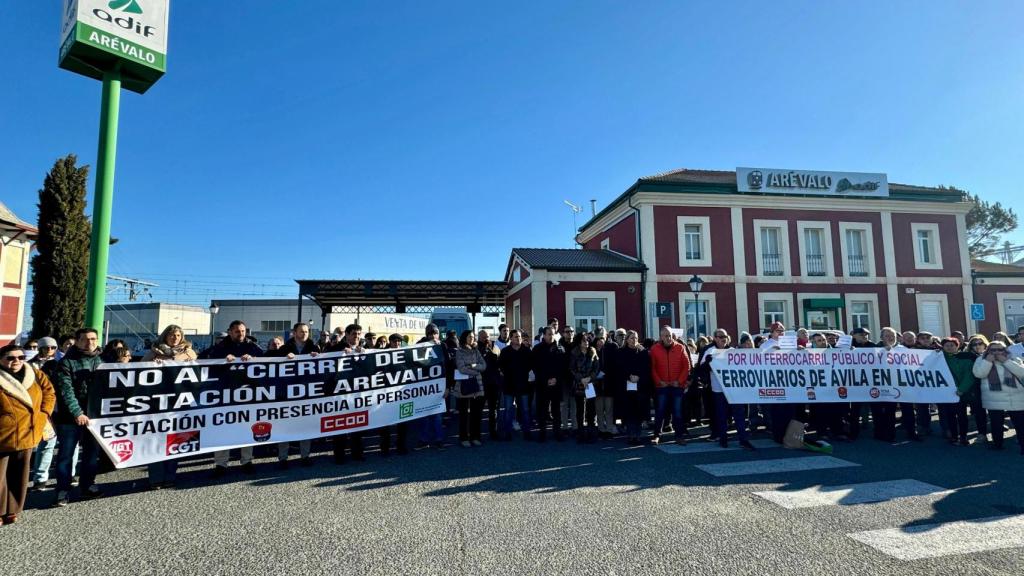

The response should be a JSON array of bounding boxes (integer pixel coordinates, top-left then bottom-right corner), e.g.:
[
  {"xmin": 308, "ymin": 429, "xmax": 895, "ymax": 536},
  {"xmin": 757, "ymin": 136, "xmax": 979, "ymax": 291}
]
[
  {"xmin": 208, "ymin": 302, "xmax": 220, "ymax": 350},
  {"xmin": 688, "ymin": 275, "xmax": 704, "ymax": 339}
]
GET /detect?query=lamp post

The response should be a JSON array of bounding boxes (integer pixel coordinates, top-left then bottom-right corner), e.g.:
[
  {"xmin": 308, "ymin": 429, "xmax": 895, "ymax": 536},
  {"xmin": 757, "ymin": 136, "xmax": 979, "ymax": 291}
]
[
  {"xmin": 688, "ymin": 275, "xmax": 704, "ymax": 339},
  {"xmin": 208, "ymin": 302, "xmax": 220, "ymax": 350}
]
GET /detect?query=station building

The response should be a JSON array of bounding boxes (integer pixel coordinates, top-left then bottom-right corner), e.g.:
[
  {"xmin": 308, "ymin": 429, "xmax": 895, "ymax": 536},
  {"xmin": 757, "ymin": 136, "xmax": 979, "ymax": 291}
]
[
  {"xmin": 506, "ymin": 167, "xmax": 1020, "ymax": 339},
  {"xmin": 0, "ymin": 202, "xmax": 36, "ymax": 345}
]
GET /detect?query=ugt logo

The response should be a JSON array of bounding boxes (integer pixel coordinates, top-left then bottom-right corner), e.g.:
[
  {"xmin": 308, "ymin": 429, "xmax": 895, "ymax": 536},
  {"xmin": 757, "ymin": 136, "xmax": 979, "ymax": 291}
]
[
  {"xmin": 399, "ymin": 402, "xmax": 414, "ymax": 419},
  {"xmin": 109, "ymin": 0, "xmax": 143, "ymax": 14}
]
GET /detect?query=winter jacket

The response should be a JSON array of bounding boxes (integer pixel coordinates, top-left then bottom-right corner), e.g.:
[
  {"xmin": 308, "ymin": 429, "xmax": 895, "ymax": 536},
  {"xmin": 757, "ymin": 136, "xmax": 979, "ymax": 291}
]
[
  {"xmin": 972, "ymin": 356, "xmax": 1024, "ymax": 412},
  {"xmin": 478, "ymin": 341, "xmax": 501, "ymax": 394},
  {"xmin": 650, "ymin": 340, "xmax": 691, "ymax": 389},
  {"xmin": 498, "ymin": 344, "xmax": 533, "ymax": 397},
  {"xmin": 943, "ymin": 351, "xmax": 975, "ymax": 397},
  {"xmin": 532, "ymin": 341, "xmax": 568, "ymax": 394},
  {"xmin": 0, "ymin": 366, "xmax": 56, "ymax": 452},
  {"xmin": 596, "ymin": 340, "xmax": 619, "ymax": 396},
  {"xmin": 617, "ymin": 345, "xmax": 652, "ymax": 396},
  {"xmin": 269, "ymin": 338, "xmax": 321, "ymax": 357},
  {"xmin": 454, "ymin": 346, "xmax": 486, "ymax": 399},
  {"xmin": 53, "ymin": 346, "xmax": 103, "ymax": 425},
  {"xmin": 202, "ymin": 338, "xmax": 265, "ymax": 360},
  {"xmin": 142, "ymin": 342, "xmax": 198, "ymax": 362},
  {"xmin": 569, "ymin": 348, "xmax": 600, "ymax": 394}
]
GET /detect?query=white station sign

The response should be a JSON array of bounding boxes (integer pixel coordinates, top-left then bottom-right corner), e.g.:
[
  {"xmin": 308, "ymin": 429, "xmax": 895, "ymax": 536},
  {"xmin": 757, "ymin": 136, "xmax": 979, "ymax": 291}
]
[{"xmin": 737, "ymin": 167, "xmax": 888, "ymax": 198}]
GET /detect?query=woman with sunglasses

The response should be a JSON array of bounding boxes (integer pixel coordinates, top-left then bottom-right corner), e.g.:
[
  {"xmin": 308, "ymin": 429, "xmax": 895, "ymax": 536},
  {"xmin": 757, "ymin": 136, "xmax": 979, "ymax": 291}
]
[
  {"xmin": 958, "ymin": 336, "xmax": 990, "ymax": 444},
  {"xmin": 0, "ymin": 344, "xmax": 56, "ymax": 525},
  {"xmin": 972, "ymin": 341, "xmax": 1024, "ymax": 453}
]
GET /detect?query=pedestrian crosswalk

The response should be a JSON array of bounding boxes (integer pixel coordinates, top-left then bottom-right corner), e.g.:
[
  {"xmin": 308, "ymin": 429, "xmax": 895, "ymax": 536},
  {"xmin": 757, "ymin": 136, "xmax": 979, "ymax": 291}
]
[
  {"xmin": 653, "ymin": 441, "xmax": 1024, "ymax": 561},
  {"xmin": 695, "ymin": 455, "xmax": 859, "ymax": 477},
  {"xmin": 753, "ymin": 479, "xmax": 951, "ymax": 509},
  {"xmin": 654, "ymin": 438, "xmax": 778, "ymax": 454}
]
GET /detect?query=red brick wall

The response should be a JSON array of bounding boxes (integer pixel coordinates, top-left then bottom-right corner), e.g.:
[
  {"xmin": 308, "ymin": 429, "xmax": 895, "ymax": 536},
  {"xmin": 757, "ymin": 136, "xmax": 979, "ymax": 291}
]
[
  {"xmin": 0, "ymin": 295, "xmax": 20, "ymax": 339},
  {"xmin": 890, "ymin": 213, "xmax": 962, "ymax": 277},
  {"xmin": 896, "ymin": 284, "xmax": 967, "ymax": 334},
  {"xmin": 506, "ymin": 282, "xmax": 532, "ymax": 335},
  {"xmin": 546, "ymin": 281, "xmax": 643, "ymax": 332},
  {"xmin": 742, "ymin": 284, "xmax": 891, "ymax": 333},
  {"xmin": 653, "ymin": 206, "xmax": 734, "ymax": 275}
]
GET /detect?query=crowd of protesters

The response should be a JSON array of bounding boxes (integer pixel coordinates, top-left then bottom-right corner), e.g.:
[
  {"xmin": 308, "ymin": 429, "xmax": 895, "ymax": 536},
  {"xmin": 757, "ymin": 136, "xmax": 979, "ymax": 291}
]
[{"xmin": 2, "ymin": 317, "xmax": 1023, "ymax": 527}]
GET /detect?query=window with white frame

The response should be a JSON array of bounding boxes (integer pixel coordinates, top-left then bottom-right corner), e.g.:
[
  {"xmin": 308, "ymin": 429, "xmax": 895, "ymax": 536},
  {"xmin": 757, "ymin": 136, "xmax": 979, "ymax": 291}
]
[
  {"xmin": 600, "ymin": 238, "xmax": 610, "ymax": 251},
  {"xmin": 845, "ymin": 229, "xmax": 868, "ymax": 276},
  {"xmin": 676, "ymin": 216, "xmax": 712, "ymax": 267},
  {"xmin": 512, "ymin": 300, "xmax": 521, "ymax": 329},
  {"xmin": 763, "ymin": 300, "xmax": 786, "ymax": 328},
  {"xmin": 911, "ymin": 223, "xmax": 942, "ymax": 269},
  {"xmin": 760, "ymin": 227, "xmax": 783, "ymax": 276},
  {"xmin": 572, "ymin": 299, "xmax": 607, "ymax": 333},
  {"xmin": 683, "ymin": 300, "xmax": 709, "ymax": 340},
  {"xmin": 803, "ymin": 228, "xmax": 826, "ymax": 276},
  {"xmin": 850, "ymin": 301, "xmax": 872, "ymax": 331},
  {"xmin": 3, "ymin": 244, "xmax": 25, "ymax": 286},
  {"xmin": 261, "ymin": 320, "xmax": 291, "ymax": 332},
  {"xmin": 512, "ymin": 266, "xmax": 521, "ymax": 283}
]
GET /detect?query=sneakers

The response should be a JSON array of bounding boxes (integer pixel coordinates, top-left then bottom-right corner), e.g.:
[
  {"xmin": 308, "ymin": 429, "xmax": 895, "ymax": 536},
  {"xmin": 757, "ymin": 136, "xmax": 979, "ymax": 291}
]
[
  {"xmin": 2, "ymin": 514, "xmax": 18, "ymax": 525},
  {"xmin": 54, "ymin": 491, "xmax": 70, "ymax": 507},
  {"xmin": 461, "ymin": 440, "xmax": 472, "ymax": 448},
  {"xmin": 471, "ymin": 440, "xmax": 482, "ymax": 447}
]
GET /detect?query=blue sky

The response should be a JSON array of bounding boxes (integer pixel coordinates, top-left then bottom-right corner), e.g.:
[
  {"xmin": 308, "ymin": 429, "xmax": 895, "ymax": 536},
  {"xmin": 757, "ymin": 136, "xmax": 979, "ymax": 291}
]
[{"xmin": 3, "ymin": 1, "xmax": 1023, "ymax": 306}]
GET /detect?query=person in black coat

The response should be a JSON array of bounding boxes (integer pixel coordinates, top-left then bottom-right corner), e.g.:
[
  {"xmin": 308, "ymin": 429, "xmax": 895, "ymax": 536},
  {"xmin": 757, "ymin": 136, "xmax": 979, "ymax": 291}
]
[
  {"xmin": 265, "ymin": 323, "xmax": 320, "ymax": 467},
  {"xmin": 595, "ymin": 328, "xmax": 620, "ymax": 439},
  {"xmin": 532, "ymin": 327, "xmax": 567, "ymax": 442},
  {"xmin": 478, "ymin": 330, "xmax": 502, "ymax": 440},
  {"xmin": 205, "ymin": 321, "xmax": 264, "ymax": 476},
  {"xmin": 617, "ymin": 330, "xmax": 652, "ymax": 445},
  {"xmin": 498, "ymin": 330, "xmax": 533, "ymax": 440}
]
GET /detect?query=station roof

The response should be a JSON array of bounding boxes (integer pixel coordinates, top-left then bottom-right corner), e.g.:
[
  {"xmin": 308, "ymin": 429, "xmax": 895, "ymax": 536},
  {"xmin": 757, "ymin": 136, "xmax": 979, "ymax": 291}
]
[
  {"xmin": 511, "ymin": 248, "xmax": 645, "ymax": 272},
  {"xmin": 0, "ymin": 201, "xmax": 37, "ymax": 239},
  {"xmin": 296, "ymin": 279, "xmax": 507, "ymax": 313}
]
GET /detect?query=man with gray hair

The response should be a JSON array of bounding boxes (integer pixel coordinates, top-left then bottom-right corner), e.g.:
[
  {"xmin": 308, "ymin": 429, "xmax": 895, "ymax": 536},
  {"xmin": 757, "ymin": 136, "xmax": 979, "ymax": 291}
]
[{"xmin": 594, "ymin": 326, "xmax": 619, "ymax": 439}]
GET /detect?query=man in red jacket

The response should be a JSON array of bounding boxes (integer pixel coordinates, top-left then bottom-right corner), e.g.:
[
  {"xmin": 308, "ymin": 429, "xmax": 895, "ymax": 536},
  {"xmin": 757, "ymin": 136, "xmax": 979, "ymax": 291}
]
[{"xmin": 649, "ymin": 326, "xmax": 692, "ymax": 445}]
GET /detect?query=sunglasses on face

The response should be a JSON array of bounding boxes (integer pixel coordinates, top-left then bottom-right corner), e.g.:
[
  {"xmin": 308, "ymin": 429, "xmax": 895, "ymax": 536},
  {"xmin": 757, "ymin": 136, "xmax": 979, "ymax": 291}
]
[{"xmin": 4, "ymin": 355, "xmax": 25, "ymax": 361}]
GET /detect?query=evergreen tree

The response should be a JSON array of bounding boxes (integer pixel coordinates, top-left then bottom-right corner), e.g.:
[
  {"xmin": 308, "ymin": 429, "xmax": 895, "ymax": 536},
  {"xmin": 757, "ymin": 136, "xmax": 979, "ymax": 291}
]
[{"xmin": 31, "ymin": 155, "xmax": 91, "ymax": 338}]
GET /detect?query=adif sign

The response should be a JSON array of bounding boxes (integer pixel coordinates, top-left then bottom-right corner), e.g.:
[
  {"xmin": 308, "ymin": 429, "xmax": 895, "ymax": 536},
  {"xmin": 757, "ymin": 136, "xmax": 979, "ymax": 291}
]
[{"xmin": 59, "ymin": 0, "xmax": 170, "ymax": 94}]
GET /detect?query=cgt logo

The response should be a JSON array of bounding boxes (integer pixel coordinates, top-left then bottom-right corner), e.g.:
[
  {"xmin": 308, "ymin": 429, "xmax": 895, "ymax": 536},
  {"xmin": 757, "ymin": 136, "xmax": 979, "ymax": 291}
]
[
  {"xmin": 166, "ymin": 430, "xmax": 201, "ymax": 456},
  {"xmin": 110, "ymin": 439, "xmax": 134, "ymax": 463},
  {"xmin": 321, "ymin": 410, "xmax": 369, "ymax": 433},
  {"xmin": 758, "ymin": 388, "xmax": 786, "ymax": 398}
]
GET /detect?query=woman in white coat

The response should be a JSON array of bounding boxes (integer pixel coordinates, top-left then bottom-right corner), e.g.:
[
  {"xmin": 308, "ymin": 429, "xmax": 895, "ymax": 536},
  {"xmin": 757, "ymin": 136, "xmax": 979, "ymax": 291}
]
[{"xmin": 972, "ymin": 341, "xmax": 1024, "ymax": 454}]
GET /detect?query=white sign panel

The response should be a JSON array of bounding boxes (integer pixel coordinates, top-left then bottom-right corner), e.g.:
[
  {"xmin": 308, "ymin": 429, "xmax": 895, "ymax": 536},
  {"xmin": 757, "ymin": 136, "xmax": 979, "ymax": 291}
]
[{"xmin": 737, "ymin": 167, "xmax": 889, "ymax": 197}]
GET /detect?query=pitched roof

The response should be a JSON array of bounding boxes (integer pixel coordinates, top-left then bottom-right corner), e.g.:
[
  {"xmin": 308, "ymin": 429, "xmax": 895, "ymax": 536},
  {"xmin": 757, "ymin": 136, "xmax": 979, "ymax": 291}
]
[
  {"xmin": 971, "ymin": 259, "xmax": 1024, "ymax": 275},
  {"xmin": 0, "ymin": 201, "xmax": 37, "ymax": 237},
  {"xmin": 512, "ymin": 248, "xmax": 645, "ymax": 272}
]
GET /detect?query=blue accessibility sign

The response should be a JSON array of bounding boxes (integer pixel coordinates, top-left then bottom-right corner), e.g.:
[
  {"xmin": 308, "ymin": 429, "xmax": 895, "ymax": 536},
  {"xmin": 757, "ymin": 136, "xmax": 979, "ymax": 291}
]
[{"xmin": 970, "ymin": 303, "xmax": 985, "ymax": 321}]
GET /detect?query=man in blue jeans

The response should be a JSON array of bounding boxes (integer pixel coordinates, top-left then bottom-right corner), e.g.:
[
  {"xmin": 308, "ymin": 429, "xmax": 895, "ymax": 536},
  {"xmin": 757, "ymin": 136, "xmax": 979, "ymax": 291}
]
[
  {"xmin": 649, "ymin": 326, "xmax": 692, "ymax": 445},
  {"xmin": 53, "ymin": 328, "xmax": 104, "ymax": 507},
  {"xmin": 498, "ymin": 330, "xmax": 533, "ymax": 440}
]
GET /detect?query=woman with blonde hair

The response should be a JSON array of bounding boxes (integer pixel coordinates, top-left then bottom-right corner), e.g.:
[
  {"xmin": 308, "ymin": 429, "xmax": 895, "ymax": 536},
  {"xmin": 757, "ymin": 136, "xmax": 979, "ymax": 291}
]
[{"xmin": 142, "ymin": 325, "xmax": 197, "ymax": 489}]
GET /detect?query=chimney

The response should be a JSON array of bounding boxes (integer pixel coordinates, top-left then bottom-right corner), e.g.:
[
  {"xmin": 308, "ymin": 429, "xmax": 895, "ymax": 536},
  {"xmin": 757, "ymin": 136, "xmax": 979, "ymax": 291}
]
[{"xmin": 590, "ymin": 199, "xmax": 597, "ymax": 216}]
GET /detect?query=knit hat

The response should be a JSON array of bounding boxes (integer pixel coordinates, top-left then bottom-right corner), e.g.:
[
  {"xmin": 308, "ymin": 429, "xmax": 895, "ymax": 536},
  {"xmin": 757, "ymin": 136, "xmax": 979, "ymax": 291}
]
[{"xmin": 37, "ymin": 336, "xmax": 58, "ymax": 348}]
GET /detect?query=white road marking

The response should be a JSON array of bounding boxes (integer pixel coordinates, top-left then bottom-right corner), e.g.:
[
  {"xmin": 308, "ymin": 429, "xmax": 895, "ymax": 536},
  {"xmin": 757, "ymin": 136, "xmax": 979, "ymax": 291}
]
[
  {"xmin": 655, "ymin": 438, "xmax": 778, "ymax": 454},
  {"xmin": 695, "ymin": 456, "xmax": 859, "ymax": 477},
  {"xmin": 754, "ymin": 479, "xmax": 951, "ymax": 509},
  {"xmin": 848, "ymin": 514, "xmax": 1024, "ymax": 560}
]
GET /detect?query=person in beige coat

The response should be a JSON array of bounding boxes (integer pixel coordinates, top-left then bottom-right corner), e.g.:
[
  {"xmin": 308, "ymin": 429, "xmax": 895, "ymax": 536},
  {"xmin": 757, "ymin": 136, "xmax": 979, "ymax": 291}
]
[
  {"xmin": 0, "ymin": 344, "xmax": 56, "ymax": 525},
  {"xmin": 972, "ymin": 341, "xmax": 1024, "ymax": 453},
  {"xmin": 142, "ymin": 325, "xmax": 198, "ymax": 488}
]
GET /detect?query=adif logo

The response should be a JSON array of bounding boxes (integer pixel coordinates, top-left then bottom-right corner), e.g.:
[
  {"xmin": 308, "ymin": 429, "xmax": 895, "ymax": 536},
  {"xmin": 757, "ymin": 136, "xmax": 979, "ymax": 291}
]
[
  {"xmin": 109, "ymin": 0, "xmax": 143, "ymax": 14},
  {"xmin": 747, "ymin": 170, "xmax": 763, "ymax": 190}
]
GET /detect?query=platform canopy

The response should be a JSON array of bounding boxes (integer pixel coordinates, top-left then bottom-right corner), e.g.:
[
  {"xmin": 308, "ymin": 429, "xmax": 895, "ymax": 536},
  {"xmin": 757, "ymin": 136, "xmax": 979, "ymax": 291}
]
[{"xmin": 295, "ymin": 279, "xmax": 507, "ymax": 317}]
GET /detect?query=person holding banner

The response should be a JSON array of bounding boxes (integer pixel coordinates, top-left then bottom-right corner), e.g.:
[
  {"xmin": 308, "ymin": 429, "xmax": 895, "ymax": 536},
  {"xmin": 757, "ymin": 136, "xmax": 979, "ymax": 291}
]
[
  {"xmin": 417, "ymin": 324, "xmax": 447, "ymax": 449},
  {"xmin": 846, "ymin": 327, "xmax": 878, "ymax": 441},
  {"xmin": 455, "ymin": 331, "xmax": 487, "ymax": 448},
  {"xmin": 498, "ymin": 330, "xmax": 533, "ymax": 441},
  {"xmin": 0, "ymin": 344, "xmax": 56, "ymax": 525},
  {"xmin": 650, "ymin": 326, "xmax": 691, "ymax": 446},
  {"xmin": 53, "ymin": 328, "xmax": 104, "ymax": 507},
  {"xmin": 533, "ymin": 327, "xmax": 567, "ymax": 443},
  {"xmin": 971, "ymin": 341, "xmax": 1024, "ymax": 454},
  {"xmin": 871, "ymin": 327, "xmax": 920, "ymax": 444},
  {"xmin": 960, "ymin": 336, "xmax": 990, "ymax": 444},
  {"xmin": 332, "ymin": 324, "xmax": 368, "ymax": 461},
  {"xmin": 380, "ymin": 333, "xmax": 411, "ymax": 456},
  {"xmin": 701, "ymin": 330, "xmax": 755, "ymax": 451},
  {"xmin": 207, "ymin": 321, "xmax": 265, "ymax": 476},
  {"xmin": 268, "ymin": 323, "xmax": 320, "ymax": 467},
  {"xmin": 942, "ymin": 337, "xmax": 975, "ymax": 446},
  {"xmin": 141, "ymin": 325, "xmax": 198, "ymax": 487},
  {"xmin": 569, "ymin": 333, "xmax": 600, "ymax": 444},
  {"xmin": 760, "ymin": 322, "xmax": 797, "ymax": 444}
]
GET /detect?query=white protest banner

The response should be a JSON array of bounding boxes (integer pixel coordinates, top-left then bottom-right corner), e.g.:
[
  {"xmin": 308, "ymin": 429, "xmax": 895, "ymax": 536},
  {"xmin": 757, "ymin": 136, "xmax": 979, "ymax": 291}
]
[
  {"xmin": 86, "ymin": 344, "xmax": 447, "ymax": 468},
  {"xmin": 710, "ymin": 348, "xmax": 959, "ymax": 404}
]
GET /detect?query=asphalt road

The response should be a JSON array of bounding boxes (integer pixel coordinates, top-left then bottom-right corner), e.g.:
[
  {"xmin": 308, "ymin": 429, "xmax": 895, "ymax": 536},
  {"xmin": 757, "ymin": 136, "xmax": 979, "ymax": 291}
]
[{"xmin": 2, "ymin": 423, "xmax": 1023, "ymax": 576}]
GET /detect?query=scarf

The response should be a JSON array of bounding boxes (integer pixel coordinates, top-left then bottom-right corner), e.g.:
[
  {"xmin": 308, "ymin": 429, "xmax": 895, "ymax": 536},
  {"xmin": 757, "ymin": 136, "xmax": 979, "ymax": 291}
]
[
  {"xmin": 0, "ymin": 365, "xmax": 34, "ymax": 408},
  {"xmin": 987, "ymin": 363, "xmax": 1019, "ymax": 392}
]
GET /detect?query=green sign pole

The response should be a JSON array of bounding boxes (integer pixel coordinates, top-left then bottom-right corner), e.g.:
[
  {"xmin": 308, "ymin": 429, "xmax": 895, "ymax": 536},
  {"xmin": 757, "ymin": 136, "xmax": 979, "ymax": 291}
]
[{"xmin": 84, "ymin": 67, "xmax": 122, "ymax": 340}]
